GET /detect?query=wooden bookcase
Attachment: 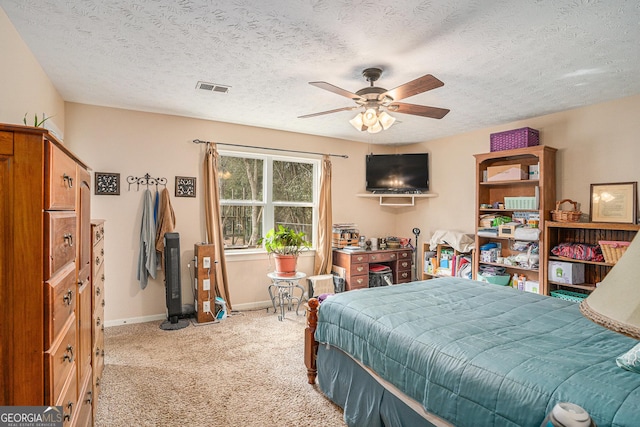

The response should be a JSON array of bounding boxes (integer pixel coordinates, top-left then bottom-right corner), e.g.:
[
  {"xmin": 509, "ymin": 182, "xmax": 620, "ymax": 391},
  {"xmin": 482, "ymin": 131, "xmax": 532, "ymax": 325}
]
[
  {"xmin": 544, "ymin": 221, "xmax": 640, "ymax": 295},
  {"xmin": 473, "ymin": 146, "xmax": 557, "ymax": 293}
]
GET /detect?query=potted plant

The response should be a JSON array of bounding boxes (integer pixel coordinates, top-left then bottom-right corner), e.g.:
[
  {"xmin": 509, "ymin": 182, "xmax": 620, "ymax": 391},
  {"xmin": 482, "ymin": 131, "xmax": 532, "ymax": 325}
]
[{"xmin": 259, "ymin": 225, "xmax": 311, "ymax": 276}]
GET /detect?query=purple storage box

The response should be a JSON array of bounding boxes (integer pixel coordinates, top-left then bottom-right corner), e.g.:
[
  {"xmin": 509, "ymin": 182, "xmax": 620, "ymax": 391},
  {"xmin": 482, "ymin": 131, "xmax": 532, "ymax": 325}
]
[{"xmin": 490, "ymin": 127, "xmax": 540, "ymax": 152}]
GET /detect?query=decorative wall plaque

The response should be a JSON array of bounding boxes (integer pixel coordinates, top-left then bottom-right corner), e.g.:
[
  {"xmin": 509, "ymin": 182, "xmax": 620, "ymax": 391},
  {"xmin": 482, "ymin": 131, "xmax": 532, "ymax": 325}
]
[
  {"xmin": 95, "ymin": 172, "xmax": 120, "ymax": 195},
  {"xmin": 175, "ymin": 176, "xmax": 196, "ymax": 197}
]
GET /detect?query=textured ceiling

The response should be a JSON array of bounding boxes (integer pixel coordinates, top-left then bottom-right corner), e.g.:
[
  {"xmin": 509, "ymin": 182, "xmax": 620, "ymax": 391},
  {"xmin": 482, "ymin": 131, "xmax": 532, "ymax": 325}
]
[{"xmin": 2, "ymin": 0, "xmax": 640, "ymax": 145}]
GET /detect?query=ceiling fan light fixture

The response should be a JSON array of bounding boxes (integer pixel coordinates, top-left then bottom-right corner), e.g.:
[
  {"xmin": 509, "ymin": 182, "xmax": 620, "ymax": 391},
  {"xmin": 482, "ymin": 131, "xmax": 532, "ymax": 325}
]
[
  {"xmin": 349, "ymin": 113, "xmax": 366, "ymax": 131},
  {"xmin": 378, "ymin": 111, "xmax": 396, "ymax": 130},
  {"xmin": 367, "ymin": 121, "xmax": 383, "ymax": 134},
  {"xmin": 362, "ymin": 108, "xmax": 378, "ymax": 127}
]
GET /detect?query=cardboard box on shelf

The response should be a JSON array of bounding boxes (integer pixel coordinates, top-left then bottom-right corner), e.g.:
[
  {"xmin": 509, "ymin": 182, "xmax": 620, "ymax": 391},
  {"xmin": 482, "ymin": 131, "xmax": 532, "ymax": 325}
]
[
  {"xmin": 486, "ymin": 164, "xmax": 528, "ymax": 182},
  {"xmin": 548, "ymin": 261, "xmax": 585, "ymax": 285}
]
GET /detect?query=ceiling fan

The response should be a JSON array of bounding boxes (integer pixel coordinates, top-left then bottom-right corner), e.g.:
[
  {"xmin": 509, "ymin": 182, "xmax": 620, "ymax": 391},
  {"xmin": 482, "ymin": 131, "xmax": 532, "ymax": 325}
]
[{"xmin": 299, "ymin": 67, "xmax": 449, "ymax": 133}]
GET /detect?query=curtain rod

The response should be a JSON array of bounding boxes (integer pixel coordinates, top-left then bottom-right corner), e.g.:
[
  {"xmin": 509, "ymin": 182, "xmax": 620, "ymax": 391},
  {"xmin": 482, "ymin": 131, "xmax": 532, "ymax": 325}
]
[{"xmin": 192, "ymin": 139, "xmax": 348, "ymax": 159}]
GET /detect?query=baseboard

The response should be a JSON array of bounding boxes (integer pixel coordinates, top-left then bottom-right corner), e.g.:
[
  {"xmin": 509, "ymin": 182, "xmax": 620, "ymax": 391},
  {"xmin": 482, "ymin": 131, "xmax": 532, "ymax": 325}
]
[
  {"xmin": 104, "ymin": 313, "xmax": 166, "ymax": 328},
  {"xmin": 104, "ymin": 300, "xmax": 275, "ymax": 328}
]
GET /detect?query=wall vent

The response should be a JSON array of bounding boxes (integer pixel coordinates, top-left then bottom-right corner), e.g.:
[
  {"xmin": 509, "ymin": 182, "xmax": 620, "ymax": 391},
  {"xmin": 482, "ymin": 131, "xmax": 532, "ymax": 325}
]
[{"xmin": 196, "ymin": 81, "xmax": 230, "ymax": 93}]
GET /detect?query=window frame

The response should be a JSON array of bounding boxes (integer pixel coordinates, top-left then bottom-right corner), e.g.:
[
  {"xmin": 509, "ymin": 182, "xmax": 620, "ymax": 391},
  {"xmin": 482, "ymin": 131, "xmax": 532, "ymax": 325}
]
[{"xmin": 218, "ymin": 149, "xmax": 320, "ymax": 254}]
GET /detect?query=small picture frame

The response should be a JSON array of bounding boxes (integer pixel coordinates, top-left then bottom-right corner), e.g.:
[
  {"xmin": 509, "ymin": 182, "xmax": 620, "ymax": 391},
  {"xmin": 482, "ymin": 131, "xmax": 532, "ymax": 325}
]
[
  {"xmin": 175, "ymin": 176, "xmax": 196, "ymax": 198},
  {"xmin": 95, "ymin": 172, "xmax": 120, "ymax": 195},
  {"xmin": 590, "ymin": 182, "xmax": 637, "ymax": 223}
]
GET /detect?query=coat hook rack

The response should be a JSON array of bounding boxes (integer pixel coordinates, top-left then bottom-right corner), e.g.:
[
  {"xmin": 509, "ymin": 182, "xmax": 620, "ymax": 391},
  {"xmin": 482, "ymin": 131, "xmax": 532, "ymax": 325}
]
[{"xmin": 127, "ymin": 173, "xmax": 167, "ymax": 191}]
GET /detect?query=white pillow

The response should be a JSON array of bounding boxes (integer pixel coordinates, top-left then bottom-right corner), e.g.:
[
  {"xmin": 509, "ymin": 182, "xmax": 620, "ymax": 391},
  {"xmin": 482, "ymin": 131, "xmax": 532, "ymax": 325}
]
[{"xmin": 616, "ymin": 342, "xmax": 640, "ymax": 373}]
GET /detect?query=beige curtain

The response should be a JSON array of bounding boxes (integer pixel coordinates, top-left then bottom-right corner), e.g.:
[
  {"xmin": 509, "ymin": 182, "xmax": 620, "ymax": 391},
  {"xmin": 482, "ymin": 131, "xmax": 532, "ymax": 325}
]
[
  {"xmin": 314, "ymin": 156, "xmax": 333, "ymax": 275},
  {"xmin": 204, "ymin": 143, "xmax": 232, "ymax": 310}
]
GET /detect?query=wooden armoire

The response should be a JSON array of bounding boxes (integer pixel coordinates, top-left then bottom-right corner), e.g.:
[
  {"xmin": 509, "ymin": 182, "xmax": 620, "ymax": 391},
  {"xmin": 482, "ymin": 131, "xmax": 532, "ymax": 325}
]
[{"xmin": 0, "ymin": 123, "xmax": 96, "ymax": 426}]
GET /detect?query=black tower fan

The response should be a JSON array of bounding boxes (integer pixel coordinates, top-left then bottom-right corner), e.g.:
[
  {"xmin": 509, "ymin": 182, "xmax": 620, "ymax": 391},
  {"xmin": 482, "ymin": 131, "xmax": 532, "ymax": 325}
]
[{"xmin": 160, "ymin": 232, "xmax": 188, "ymax": 330}]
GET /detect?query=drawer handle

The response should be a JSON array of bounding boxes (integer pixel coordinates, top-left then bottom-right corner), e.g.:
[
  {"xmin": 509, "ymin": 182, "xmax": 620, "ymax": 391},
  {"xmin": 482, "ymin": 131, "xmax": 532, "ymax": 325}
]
[
  {"xmin": 96, "ymin": 317, "xmax": 101, "ymax": 327},
  {"xmin": 63, "ymin": 401, "xmax": 73, "ymax": 421},
  {"xmin": 101, "ymin": 300, "xmax": 105, "ymax": 308},
  {"xmin": 101, "ymin": 349, "xmax": 105, "ymax": 357},
  {"xmin": 95, "ymin": 256, "xmax": 100, "ymax": 265},
  {"xmin": 63, "ymin": 233, "xmax": 74, "ymax": 247},
  {"xmin": 63, "ymin": 345, "xmax": 74, "ymax": 363},
  {"xmin": 356, "ymin": 256, "xmax": 364, "ymax": 262},
  {"xmin": 356, "ymin": 266, "xmax": 364, "ymax": 272},
  {"xmin": 96, "ymin": 377, "xmax": 101, "ymax": 387},
  {"xmin": 95, "ymin": 347, "xmax": 101, "ymax": 357},
  {"xmin": 401, "ymin": 262, "xmax": 409, "ymax": 268},
  {"xmin": 95, "ymin": 230, "xmax": 101, "ymax": 240},
  {"xmin": 63, "ymin": 289, "xmax": 73, "ymax": 306},
  {"xmin": 101, "ymin": 274, "xmax": 105, "ymax": 283},
  {"xmin": 63, "ymin": 173, "xmax": 74, "ymax": 188},
  {"xmin": 401, "ymin": 272, "xmax": 408, "ymax": 278},
  {"xmin": 100, "ymin": 248, "xmax": 104, "ymax": 256},
  {"xmin": 401, "ymin": 253, "xmax": 408, "ymax": 258},
  {"xmin": 96, "ymin": 286, "xmax": 101, "ymax": 296},
  {"xmin": 390, "ymin": 254, "xmax": 396, "ymax": 259},
  {"xmin": 85, "ymin": 390, "xmax": 93, "ymax": 405},
  {"xmin": 356, "ymin": 279, "xmax": 363, "ymax": 284},
  {"xmin": 100, "ymin": 227, "xmax": 104, "ymax": 236}
]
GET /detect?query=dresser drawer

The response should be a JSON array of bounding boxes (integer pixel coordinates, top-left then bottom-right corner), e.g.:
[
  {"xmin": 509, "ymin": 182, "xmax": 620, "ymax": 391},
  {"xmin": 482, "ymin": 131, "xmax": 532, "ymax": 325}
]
[
  {"xmin": 46, "ymin": 142, "xmax": 76, "ymax": 210},
  {"xmin": 44, "ymin": 263, "xmax": 76, "ymax": 349},
  {"xmin": 76, "ymin": 366, "xmax": 93, "ymax": 427},
  {"xmin": 350, "ymin": 253, "xmax": 369, "ymax": 264},
  {"xmin": 93, "ymin": 262, "xmax": 105, "ymax": 310},
  {"xmin": 92, "ymin": 222, "xmax": 105, "ymax": 246},
  {"xmin": 397, "ymin": 259, "xmax": 412, "ymax": 271},
  {"xmin": 347, "ymin": 274, "xmax": 369, "ymax": 290},
  {"xmin": 351, "ymin": 263, "xmax": 368, "ymax": 276},
  {"xmin": 369, "ymin": 252, "xmax": 397, "ymax": 263},
  {"xmin": 55, "ymin": 364, "xmax": 77, "ymax": 427},
  {"xmin": 394, "ymin": 270, "xmax": 412, "ymax": 283},
  {"xmin": 45, "ymin": 211, "xmax": 77, "ymax": 279},
  {"xmin": 397, "ymin": 250, "xmax": 412, "ymax": 260},
  {"xmin": 93, "ymin": 237, "xmax": 104, "ymax": 270},
  {"xmin": 45, "ymin": 315, "xmax": 77, "ymax": 403}
]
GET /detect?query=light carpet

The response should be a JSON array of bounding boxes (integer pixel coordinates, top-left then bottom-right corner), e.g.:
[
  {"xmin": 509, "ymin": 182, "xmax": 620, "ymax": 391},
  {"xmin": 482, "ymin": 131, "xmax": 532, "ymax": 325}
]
[{"xmin": 95, "ymin": 309, "xmax": 345, "ymax": 426}]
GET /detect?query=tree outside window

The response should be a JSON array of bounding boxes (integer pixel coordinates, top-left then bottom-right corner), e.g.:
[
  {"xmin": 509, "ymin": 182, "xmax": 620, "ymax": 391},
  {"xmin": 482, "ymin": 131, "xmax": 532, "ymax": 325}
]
[{"xmin": 218, "ymin": 152, "xmax": 317, "ymax": 250}]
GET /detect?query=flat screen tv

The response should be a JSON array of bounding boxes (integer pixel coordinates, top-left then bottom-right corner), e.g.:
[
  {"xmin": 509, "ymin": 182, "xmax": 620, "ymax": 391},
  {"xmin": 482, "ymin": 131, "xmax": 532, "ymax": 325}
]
[{"xmin": 366, "ymin": 153, "xmax": 429, "ymax": 193}]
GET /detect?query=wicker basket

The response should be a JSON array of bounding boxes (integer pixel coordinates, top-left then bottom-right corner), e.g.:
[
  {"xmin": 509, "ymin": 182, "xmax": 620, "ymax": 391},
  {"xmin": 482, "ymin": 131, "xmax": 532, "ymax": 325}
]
[
  {"xmin": 551, "ymin": 199, "xmax": 581, "ymax": 222},
  {"xmin": 599, "ymin": 240, "xmax": 630, "ymax": 264}
]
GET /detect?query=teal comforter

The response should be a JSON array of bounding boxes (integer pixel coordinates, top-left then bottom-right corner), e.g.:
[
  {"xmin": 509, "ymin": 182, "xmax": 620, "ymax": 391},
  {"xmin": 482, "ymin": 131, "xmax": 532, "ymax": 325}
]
[{"xmin": 315, "ymin": 278, "xmax": 640, "ymax": 427}]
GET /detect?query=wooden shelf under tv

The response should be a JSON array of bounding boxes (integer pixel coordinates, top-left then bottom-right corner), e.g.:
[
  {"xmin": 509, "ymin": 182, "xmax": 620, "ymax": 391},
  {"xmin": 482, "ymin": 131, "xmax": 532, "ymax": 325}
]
[{"xmin": 357, "ymin": 193, "xmax": 438, "ymax": 207}]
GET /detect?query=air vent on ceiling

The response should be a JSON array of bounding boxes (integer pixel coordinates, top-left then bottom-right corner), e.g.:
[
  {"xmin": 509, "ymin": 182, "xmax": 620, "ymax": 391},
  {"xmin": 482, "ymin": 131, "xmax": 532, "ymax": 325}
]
[{"xmin": 196, "ymin": 81, "xmax": 230, "ymax": 93}]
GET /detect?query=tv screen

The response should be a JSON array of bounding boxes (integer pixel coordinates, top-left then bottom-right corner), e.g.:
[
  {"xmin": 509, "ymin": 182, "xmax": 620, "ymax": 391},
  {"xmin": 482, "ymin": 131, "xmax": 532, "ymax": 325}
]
[{"xmin": 366, "ymin": 153, "xmax": 429, "ymax": 192}]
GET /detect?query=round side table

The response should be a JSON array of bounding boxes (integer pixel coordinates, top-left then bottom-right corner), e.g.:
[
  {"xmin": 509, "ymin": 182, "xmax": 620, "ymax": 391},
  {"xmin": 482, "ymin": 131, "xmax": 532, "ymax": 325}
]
[{"xmin": 267, "ymin": 272, "xmax": 307, "ymax": 321}]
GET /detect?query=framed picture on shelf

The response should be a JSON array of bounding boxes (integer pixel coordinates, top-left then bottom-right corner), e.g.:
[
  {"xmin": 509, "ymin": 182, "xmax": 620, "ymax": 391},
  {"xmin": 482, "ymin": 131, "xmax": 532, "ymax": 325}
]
[
  {"xmin": 95, "ymin": 172, "xmax": 120, "ymax": 195},
  {"xmin": 590, "ymin": 182, "xmax": 637, "ymax": 223},
  {"xmin": 175, "ymin": 176, "xmax": 196, "ymax": 198}
]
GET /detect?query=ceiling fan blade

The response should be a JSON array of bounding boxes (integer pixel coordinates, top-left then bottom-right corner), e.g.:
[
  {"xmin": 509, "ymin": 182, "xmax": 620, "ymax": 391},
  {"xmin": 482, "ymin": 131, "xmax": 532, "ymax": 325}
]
[
  {"xmin": 298, "ymin": 106, "xmax": 358, "ymax": 119},
  {"xmin": 381, "ymin": 74, "xmax": 444, "ymax": 102},
  {"xmin": 309, "ymin": 82, "xmax": 363, "ymax": 100},
  {"xmin": 388, "ymin": 102, "xmax": 450, "ymax": 119}
]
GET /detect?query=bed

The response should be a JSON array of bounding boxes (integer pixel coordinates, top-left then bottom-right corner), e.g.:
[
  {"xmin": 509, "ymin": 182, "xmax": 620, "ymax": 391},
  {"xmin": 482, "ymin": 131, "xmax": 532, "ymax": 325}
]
[{"xmin": 303, "ymin": 277, "xmax": 640, "ymax": 427}]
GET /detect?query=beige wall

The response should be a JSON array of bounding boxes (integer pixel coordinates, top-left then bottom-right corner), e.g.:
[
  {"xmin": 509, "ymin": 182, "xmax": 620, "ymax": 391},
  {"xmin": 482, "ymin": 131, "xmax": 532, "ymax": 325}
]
[
  {"xmin": 398, "ymin": 94, "xmax": 640, "ymax": 261},
  {"xmin": 0, "ymin": 8, "xmax": 65, "ymax": 134},
  {"xmin": 63, "ymin": 103, "xmax": 396, "ymax": 324}
]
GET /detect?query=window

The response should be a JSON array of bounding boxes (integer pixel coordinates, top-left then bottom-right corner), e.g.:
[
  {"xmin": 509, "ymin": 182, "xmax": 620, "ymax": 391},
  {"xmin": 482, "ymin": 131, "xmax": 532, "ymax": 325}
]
[{"xmin": 218, "ymin": 151, "xmax": 318, "ymax": 251}]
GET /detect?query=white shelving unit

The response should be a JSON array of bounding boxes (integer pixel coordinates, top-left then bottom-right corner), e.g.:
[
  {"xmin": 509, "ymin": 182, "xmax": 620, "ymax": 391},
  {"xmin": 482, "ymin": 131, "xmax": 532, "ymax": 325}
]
[{"xmin": 357, "ymin": 193, "xmax": 437, "ymax": 207}]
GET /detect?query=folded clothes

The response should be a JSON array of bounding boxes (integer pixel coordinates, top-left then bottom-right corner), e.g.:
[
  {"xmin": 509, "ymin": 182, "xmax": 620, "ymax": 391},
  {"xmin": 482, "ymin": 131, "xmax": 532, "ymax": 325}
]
[{"xmin": 551, "ymin": 242, "xmax": 604, "ymax": 262}]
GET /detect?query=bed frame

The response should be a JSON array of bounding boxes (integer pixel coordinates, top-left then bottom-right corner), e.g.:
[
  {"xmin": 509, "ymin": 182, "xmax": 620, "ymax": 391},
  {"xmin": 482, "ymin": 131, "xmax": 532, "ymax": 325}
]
[{"xmin": 304, "ymin": 298, "xmax": 319, "ymax": 384}]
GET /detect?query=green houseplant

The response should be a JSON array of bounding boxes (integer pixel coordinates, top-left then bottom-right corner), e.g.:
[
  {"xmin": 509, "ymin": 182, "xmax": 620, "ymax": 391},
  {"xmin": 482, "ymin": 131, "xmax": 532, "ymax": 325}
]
[{"xmin": 259, "ymin": 225, "xmax": 311, "ymax": 276}]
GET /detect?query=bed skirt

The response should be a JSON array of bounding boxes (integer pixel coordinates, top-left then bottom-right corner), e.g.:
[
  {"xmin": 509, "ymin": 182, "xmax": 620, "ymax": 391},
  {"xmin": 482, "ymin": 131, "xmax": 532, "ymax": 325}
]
[{"xmin": 317, "ymin": 343, "xmax": 451, "ymax": 427}]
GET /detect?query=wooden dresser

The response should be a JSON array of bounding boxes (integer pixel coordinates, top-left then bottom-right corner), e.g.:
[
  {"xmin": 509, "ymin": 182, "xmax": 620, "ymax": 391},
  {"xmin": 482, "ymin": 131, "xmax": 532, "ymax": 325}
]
[
  {"xmin": 91, "ymin": 219, "xmax": 106, "ymax": 419},
  {"xmin": 333, "ymin": 248, "xmax": 413, "ymax": 290},
  {"xmin": 0, "ymin": 124, "xmax": 96, "ymax": 426}
]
